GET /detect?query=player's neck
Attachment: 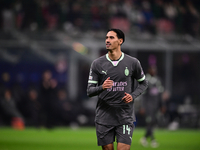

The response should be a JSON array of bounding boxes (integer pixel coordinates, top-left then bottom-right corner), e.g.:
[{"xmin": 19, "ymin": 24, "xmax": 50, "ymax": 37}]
[{"xmin": 108, "ymin": 49, "xmax": 122, "ymax": 61}]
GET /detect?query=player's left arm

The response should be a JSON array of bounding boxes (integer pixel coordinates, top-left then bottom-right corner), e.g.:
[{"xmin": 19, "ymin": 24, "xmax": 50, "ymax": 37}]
[
  {"xmin": 127, "ymin": 60, "xmax": 148, "ymax": 102},
  {"xmin": 130, "ymin": 79, "xmax": 148, "ymax": 100},
  {"xmin": 122, "ymin": 80, "xmax": 148, "ymax": 103}
]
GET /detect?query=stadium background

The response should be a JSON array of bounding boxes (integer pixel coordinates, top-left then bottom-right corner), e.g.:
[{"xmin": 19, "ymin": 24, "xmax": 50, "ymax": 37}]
[{"xmin": 0, "ymin": 0, "xmax": 200, "ymax": 131}]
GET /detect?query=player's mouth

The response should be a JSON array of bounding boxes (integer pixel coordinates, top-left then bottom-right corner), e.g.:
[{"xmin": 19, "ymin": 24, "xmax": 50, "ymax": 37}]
[{"xmin": 106, "ymin": 43, "xmax": 111, "ymax": 48}]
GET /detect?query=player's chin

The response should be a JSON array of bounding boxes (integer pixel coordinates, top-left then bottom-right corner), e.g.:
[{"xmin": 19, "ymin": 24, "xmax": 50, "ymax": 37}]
[{"xmin": 106, "ymin": 47, "xmax": 112, "ymax": 51}]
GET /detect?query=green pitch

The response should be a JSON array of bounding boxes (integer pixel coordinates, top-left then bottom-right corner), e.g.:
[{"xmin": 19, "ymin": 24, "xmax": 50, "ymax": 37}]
[{"xmin": 0, "ymin": 127, "xmax": 199, "ymax": 150}]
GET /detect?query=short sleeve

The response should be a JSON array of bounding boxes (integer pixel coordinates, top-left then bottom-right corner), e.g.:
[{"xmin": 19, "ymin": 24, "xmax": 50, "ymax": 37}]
[{"xmin": 134, "ymin": 60, "xmax": 145, "ymax": 82}]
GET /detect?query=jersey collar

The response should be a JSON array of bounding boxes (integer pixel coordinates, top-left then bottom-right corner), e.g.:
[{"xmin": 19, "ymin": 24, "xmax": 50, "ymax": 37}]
[{"xmin": 106, "ymin": 52, "xmax": 124, "ymax": 66}]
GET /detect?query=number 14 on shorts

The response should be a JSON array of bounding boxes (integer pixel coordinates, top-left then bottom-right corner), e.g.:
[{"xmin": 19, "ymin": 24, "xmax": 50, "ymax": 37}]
[{"xmin": 123, "ymin": 125, "xmax": 131, "ymax": 135}]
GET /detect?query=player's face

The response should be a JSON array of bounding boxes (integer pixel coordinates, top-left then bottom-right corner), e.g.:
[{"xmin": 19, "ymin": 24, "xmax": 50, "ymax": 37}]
[{"xmin": 105, "ymin": 31, "xmax": 122, "ymax": 51}]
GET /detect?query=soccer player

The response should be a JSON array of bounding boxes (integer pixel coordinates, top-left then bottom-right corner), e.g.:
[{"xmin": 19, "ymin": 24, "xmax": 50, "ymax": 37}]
[
  {"xmin": 139, "ymin": 64, "xmax": 166, "ymax": 148},
  {"xmin": 87, "ymin": 28, "xmax": 148, "ymax": 150}
]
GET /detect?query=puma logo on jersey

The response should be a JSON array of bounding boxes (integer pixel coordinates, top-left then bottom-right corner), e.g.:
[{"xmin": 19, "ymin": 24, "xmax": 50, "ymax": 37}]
[{"xmin": 102, "ymin": 70, "xmax": 107, "ymax": 75}]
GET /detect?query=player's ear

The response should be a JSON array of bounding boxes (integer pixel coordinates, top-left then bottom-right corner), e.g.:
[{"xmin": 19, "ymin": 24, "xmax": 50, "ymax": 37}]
[{"xmin": 119, "ymin": 38, "xmax": 123, "ymax": 45}]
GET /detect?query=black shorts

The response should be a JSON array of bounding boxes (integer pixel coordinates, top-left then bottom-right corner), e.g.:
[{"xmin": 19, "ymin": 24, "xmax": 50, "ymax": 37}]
[{"xmin": 95, "ymin": 122, "xmax": 135, "ymax": 146}]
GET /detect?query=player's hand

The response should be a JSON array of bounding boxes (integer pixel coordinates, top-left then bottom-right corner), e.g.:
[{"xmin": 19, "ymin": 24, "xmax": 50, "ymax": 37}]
[
  {"xmin": 102, "ymin": 77, "xmax": 113, "ymax": 90},
  {"xmin": 122, "ymin": 92, "xmax": 133, "ymax": 103}
]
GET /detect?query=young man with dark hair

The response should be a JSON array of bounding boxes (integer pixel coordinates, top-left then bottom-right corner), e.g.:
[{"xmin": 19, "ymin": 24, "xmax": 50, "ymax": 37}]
[{"xmin": 87, "ymin": 28, "xmax": 148, "ymax": 150}]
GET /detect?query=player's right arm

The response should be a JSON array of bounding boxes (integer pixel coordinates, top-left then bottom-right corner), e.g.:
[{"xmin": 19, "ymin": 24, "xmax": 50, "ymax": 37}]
[
  {"xmin": 87, "ymin": 83, "xmax": 104, "ymax": 97},
  {"xmin": 87, "ymin": 61, "xmax": 113, "ymax": 97},
  {"xmin": 87, "ymin": 77, "xmax": 113, "ymax": 97},
  {"xmin": 87, "ymin": 61, "xmax": 103, "ymax": 97}
]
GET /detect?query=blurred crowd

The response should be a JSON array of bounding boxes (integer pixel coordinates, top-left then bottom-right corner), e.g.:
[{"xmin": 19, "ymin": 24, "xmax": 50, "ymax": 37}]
[
  {"xmin": 0, "ymin": 0, "xmax": 200, "ymax": 36},
  {"xmin": 0, "ymin": 70, "xmax": 92, "ymax": 129}
]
